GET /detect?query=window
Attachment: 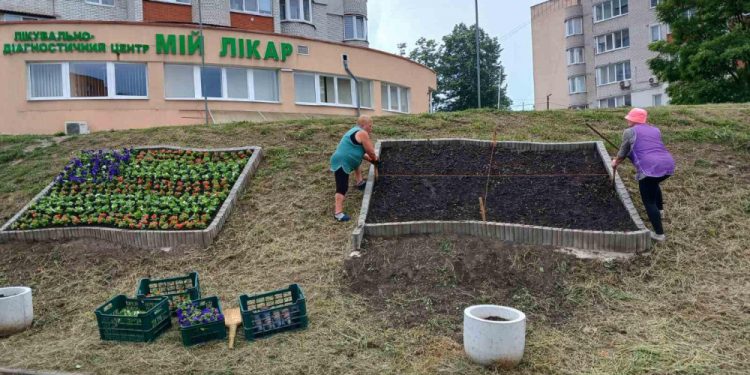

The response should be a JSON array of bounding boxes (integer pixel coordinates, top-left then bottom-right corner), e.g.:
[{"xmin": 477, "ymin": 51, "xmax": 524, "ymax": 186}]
[
  {"xmin": 650, "ymin": 0, "xmax": 662, "ymax": 8},
  {"xmin": 595, "ymin": 29, "xmax": 630, "ymax": 54},
  {"xmin": 593, "ymin": 0, "xmax": 628, "ymax": 22},
  {"xmin": 344, "ymin": 15, "xmax": 367, "ymax": 40},
  {"xmin": 280, "ymin": 0, "xmax": 312, "ymax": 22},
  {"xmin": 226, "ymin": 68, "xmax": 249, "ymax": 99},
  {"xmin": 2, "ymin": 14, "xmax": 42, "ymax": 21},
  {"xmin": 565, "ymin": 17, "xmax": 583, "ymax": 36},
  {"xmin": 253, "ymin": 69, "xmax": 278, "ymax": 102},
  {"xmin": 200, "ymin": 67, "xmax": 222, "ymax": 98},
  {"xmin": 567, "ymin": 47, "xmax": 584, "ymax": 65},
  {"xmin": 231, "ymin": 0, "xmax": 272, "ymax": 15},
  {"xmin": 358, "ymin": 81, "xmax": 372, "ymax": 108},
  {"xmin": 164, "ymin": 64, "xmax": 195, "ymax": 98},
  {"xmin": 381, "ymin": 83, "xmax": 410, "ymax": 113},
  {"xmin": 69, "ymin": 62, "xmax": 108, "ymax": 97},
  {"xmin": 156, "ymin": 0, "xmax": 191, "ymax": 4},
  {"xmin": 596, "ymin": 61, "xmax": 631, "ymax": 85},
  {"xmin": 29, "ymin": 64, "xmax": 63, "ymax": 98},
  {"xmin": 652, "ymin": 94, "xmax": 663, "ymax": 106},
  {"xmin": 337, "ymin": 78, "xmax": 353, "ymax": 105},
  {"xmin": 319, "ymin": 76, "xmax": 336, "ymax": 104},
  {"xmin": 650, "ymin": 25, "xmax": 663, "ymax": 42},
  {"xmin": 389, "ymin": 85, "xmax": 399, "ymax": 111},
  {"xmin": 114, "ymin": 63, "xmax": 147, "ymax": 97},
  {"xmin": 294, "ymin": 73, "xmax": 316, "ymax": 103},
  {"xmin": 164, "ymin": 64, "xmax": 279, "ymax": 101},
  {"xmin": 598, "ymin": 94, "xmax": 631, "ymax": 108},
  {"xmin": 294, "ymin": 72, "xmax": 370, "ymax": 107},
  {"xmin": 568, "ymin": 75, "xmax": 586, "ymax": 94},
  {"xmin": 85, "ymin": 0, "xmax": 115, "ymax": 6},
  {"xmin": 684, "ymin": 8, "xmax": 696, "ymax": 19},
  {"xmin": 28, "ymin": 62, "xmax": 148, "ymax": 100}
]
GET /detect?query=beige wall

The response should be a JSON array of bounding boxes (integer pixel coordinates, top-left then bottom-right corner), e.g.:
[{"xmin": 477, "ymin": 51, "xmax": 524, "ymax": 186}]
[
  {"xmin": 0, "ymin": 22, "xmax": 436, "ymax": 134},
  {"xmin": 531, "ymin": 0, "xmax": 579, "ymax": 110}
]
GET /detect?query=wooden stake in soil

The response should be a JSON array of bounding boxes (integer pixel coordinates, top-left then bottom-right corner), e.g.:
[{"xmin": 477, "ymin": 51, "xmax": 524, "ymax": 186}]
[{"xmin": 479, "ymin": 197, "xmax": 487, "ymax": 222}]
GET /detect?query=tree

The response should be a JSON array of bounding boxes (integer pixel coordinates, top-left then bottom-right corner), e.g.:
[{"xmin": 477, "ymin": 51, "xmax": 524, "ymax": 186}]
[
  {"xmin": 409, "ymin": 37, "xmax": 441, "ymax": 69},
  {"xmin": 396, "ymin": 43, "xmax": 407, "ymax": 57},
  {"xmin": 649, "ymin": 0, "xmax": 750, "ymax": 104},
  {"xmin": 419, "ymin": 23, "xmax": 510, "ymax": 111},
  {"xmin": 408, "ymin": 37, "xmax": 443, "ymax": 109}
]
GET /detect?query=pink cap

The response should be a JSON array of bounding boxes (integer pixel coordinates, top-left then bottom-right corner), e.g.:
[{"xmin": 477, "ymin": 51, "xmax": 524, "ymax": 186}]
[{"xmin": 625, "ymin": 108, "xmax": 648, "ymax": 124}]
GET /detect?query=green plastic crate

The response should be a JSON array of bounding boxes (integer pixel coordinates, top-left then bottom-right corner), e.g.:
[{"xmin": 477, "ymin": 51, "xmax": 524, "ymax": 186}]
[
  {"xmin": 136, "ymin": 271, "xmax": 200, "ymax": 312},
  {"xmin": 239, "ymin": 284, "xmax": 308, "ymax": 341},
  {"xmin": 95, "ymin": 295, "xmax": 172, "ymax": 343},
  {"xmin": 177, "ymin": 296, "xmax": 227, "ymax": 346}
]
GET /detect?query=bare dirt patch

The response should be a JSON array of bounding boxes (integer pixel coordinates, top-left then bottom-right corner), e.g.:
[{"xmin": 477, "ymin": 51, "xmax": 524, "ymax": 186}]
[{"xmin": 345, "ymin": 235, "xmax": 606, "ymax": 338}]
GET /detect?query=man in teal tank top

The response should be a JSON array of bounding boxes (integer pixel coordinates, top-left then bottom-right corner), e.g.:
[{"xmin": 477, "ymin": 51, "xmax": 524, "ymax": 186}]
[{"xmin": 330, "ymin": 115, "xmax": 379, "ymax": 222}]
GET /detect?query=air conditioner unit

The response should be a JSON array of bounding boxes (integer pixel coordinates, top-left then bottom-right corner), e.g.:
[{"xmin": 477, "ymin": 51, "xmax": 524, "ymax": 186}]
[
  {"xmin": 619, "ymin": 80, "xmax": 631, "ymax": 90},
  {"xmin": 649, "ymin": 77, "xmax": 661, "ymax": 87},
  {"xmin": 65, "ymin": 121, "xmax": 89, "ymax": 135}
]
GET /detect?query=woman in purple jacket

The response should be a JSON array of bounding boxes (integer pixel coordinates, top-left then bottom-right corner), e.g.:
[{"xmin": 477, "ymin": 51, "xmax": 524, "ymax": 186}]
[{"xmin": 612, "ymin": 108, "xmax": 675, "ymax": 242}]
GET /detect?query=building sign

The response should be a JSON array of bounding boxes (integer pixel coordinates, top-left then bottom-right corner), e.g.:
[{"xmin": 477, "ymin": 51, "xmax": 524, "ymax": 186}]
[{"xmin": 2, "ymin": 29, "xmax": 294, "ymax": 61}]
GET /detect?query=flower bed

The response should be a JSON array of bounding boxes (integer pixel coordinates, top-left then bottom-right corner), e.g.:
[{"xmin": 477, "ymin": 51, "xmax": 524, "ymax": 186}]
[
  {"xmin": 11, "ymin": 148, "xmax": 250, "ymax": 231},
  {"xmin": 0, "ymin": 146, "xmax": 263, "ymax": 248}
]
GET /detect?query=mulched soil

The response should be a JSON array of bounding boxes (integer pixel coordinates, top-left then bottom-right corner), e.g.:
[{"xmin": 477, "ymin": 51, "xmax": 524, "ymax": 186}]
[
  {"xmin": 379, "ymin": 143, "xmax": 606, "ymax": 175},
  {"xmin": 346, "ymin": 235, "xmax": 604, "ymax": 338},
  {"xmin": 368, "ymin": 143, "xmax": 637, "ymax": 231}
]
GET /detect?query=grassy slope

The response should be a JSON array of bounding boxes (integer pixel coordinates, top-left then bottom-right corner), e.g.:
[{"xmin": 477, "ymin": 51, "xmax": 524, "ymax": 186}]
[{"xmin": 0, "ymin": 104, "xmax": 748, "ymax": 375}]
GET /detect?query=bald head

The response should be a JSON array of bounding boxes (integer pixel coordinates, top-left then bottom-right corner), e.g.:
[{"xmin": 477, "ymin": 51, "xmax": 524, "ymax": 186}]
[
  {"xmin": 357, "ymin": 115, "xmax": 372, "ymax": 127},
  {"xmin": 357, "ymin": 115, "xmax": 373, "ymax": 133}
]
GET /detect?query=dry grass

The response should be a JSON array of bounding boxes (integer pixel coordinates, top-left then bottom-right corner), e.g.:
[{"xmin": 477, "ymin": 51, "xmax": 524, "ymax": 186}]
[{"xmin": 0, "ymin": 104, "xmax": 749, "ymax": 374}]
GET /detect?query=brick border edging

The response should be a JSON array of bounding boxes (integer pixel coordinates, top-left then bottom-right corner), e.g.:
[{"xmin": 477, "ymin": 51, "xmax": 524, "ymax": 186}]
[
  {"xmin": 0, "ymin": 145, "xmax": 263, "ymax": 249},
  {"xmin": 351, "ymin": 139, "xmax": 651, "ymax": 253}
]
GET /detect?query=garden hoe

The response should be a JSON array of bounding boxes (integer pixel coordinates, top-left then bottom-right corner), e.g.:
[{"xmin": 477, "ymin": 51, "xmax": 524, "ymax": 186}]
[{"xmin": 224, "ymin": 308, "xmax": 242, "ymax": 349}]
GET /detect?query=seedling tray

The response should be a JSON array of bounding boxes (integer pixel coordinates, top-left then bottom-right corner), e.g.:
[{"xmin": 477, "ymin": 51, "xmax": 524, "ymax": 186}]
[
  {"xmin": 95, "ymin": 295, "xmax": 172, "ymax": 343},
  {"xmin": 239, "ymin": 284, "xmax": 308, "ymax": 341},
  {"xmin": 178, "ymin": 296, "xmax": 227, "ymax": 346},
  {"xmin": 136, "ymin": 271, "xmax": 200, "ymax": 312}
]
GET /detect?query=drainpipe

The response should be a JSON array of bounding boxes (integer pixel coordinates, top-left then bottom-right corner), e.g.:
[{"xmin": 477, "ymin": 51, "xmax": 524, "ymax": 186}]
[{"xmin": 342, "ymin": 54, "xmax": 361, "ymax": 117}]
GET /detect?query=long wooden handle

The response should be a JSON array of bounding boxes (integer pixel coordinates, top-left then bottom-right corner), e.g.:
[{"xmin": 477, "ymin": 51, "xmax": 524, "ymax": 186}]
[
  {"xmin": 585, "ymin": 122, "xmax": 619, "ymax": 150},
  {"xmin": 228, "ymin": 324, "xmax": 237, "ymax": 349}
]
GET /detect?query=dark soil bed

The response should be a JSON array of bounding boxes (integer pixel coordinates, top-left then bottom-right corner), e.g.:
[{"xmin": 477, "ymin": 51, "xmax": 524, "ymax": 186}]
[
  {"xmin": 367, "ymin": 176, "xmax": 637, "ymax": 231},
  {"xmin": 379, "ymin": 143, "xmax": 605, "ymax": 175},
  {"xmin": 345, "ymin": 235, "xmax": 604, "ymax": 336},
  {"xmin": 368, "ymin": 142, "xmax": 637, "ymax": 231}
]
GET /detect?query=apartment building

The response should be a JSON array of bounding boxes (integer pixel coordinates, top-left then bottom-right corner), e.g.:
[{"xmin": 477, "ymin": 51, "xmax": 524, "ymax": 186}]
[
  {"xmin": 531, "ymin": 0, "xmax": 670, "ymax": 109},
  {"xmin": 0, "ymin": 0, "xmax": 369, "ymax": 46}
]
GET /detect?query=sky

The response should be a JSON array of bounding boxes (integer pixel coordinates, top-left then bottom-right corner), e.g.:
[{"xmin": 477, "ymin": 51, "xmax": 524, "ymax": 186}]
[{"xmin": 368, "ymin": 0, "xmax": 548, "ymax": 110}]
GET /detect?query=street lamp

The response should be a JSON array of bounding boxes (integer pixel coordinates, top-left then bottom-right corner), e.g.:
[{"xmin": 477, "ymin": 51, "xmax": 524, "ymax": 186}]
[
  {"xmin": 198, "ymin": 0, "xmax": 210, "ymax": 125},
  {"xmin": 475, "ymin": 0, "xmax": 481, "ymax": 108}
]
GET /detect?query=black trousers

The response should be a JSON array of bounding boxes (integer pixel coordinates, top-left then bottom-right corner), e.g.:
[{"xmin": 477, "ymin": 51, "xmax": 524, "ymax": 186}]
[{"xmin": 639, "ymin": 175, "xmax": 670, "ymax": 235}]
